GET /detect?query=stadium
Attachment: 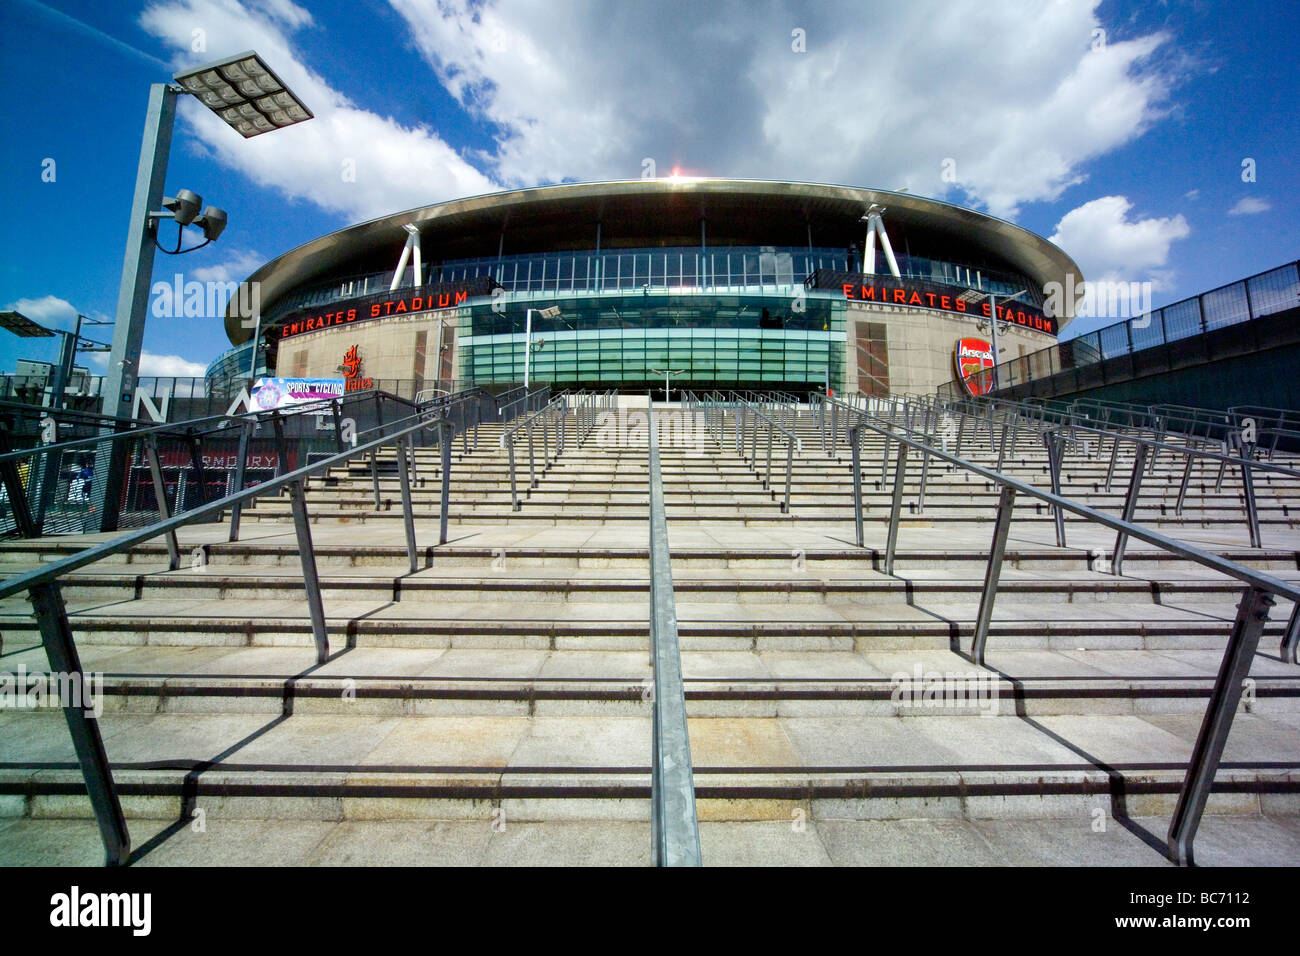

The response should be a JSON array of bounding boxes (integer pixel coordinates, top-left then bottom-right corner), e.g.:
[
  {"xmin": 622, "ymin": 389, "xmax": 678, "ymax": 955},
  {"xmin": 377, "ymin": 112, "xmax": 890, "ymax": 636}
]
[{"xmin": 219, "ymin": 179, "xmax": 1079, "ymax": 397}]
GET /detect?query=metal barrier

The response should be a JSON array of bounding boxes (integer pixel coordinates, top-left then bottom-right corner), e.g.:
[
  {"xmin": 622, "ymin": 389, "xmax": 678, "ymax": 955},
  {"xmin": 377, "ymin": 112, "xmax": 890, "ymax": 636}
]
[
  {"xmin": 0, "ymin": 400, "xmax": 460, "ymax": 866},
  {"xmin": 686, "ymin": 392, "xmax": 801, "ymax": 513},
  {"xmin": 646, "ymin": 403, "xmax": 702, "ymax": 866},
  {"xmin": 826, "ymin": 394, "xmax": 1300, "ymax": 866}
]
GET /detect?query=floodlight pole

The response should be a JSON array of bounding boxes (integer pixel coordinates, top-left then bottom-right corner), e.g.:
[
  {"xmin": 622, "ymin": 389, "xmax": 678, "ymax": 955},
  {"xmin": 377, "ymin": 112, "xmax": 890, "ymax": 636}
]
[
  {"xmin": 95, "ymin": 82, "xmax": 178, "ymax": 531},
  {"xmin": 985, "ymin": 289, "xmax": 1025, "ymax": 393},
  {"xmin": 524, "ymin": 307, "xmax": 535, "ymax": 389}
]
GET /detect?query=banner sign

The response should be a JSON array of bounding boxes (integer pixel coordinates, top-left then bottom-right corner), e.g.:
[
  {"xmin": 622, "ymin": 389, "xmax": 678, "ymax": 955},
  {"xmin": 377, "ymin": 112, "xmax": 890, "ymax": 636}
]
[
  {"xmin": 805, "ymin": 269, "xmax": 1057, "ymax": 336},
  {"xmin": 278, "ymin": 274, "xmax": 500, "ymax": 340},
  {"xmin": 250, "ymin": 377, "xmax": 344, "ymax": 411}
]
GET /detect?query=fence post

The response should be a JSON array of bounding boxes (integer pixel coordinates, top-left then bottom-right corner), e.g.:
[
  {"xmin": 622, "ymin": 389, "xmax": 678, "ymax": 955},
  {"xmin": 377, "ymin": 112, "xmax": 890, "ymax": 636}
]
[
  {"xmin": 439, "ymin": 419, "xmax": 451, "ymax": 545},
  {"xmin": 228, "ymin": 418, "xmax": 252, "ymax": 542},
  {"xmin": 143, "ymin": 436, "xmax": 180, "ymax": 569},
  {"xmin": 1111, "ymin": 444, "xmax": 1149, "ymax": 576},
  {"xmin": 272, "ymin": 414, "xmax": 329, "ymax": 664},
  {"xmin": 30, "ymin": 581, "xmax": 131, "ymax": 866},
  {"xmin": 883, "ymin": 442, "xmax": 909, "ymax": 575},
  {"xmin": 850, "ymin": 425, "xmax": 864, "ymax": 547},
  {"xmin": 972, "ymin": 486, "xmax": 1017, "ymax": 665},
  {"xmin": 1167, "ymin": 586, "xmax": 1273, "ymax": 866}
]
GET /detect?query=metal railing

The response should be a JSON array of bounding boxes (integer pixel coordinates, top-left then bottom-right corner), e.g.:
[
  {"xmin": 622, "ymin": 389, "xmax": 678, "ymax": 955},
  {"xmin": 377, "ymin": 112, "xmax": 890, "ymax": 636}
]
[
  {"xmin": 499, "ymin": 390, "xmax": 617, "ymax": 510},
  {"xmin": 824, "ymin": 394, "xmax": 1300, "ymax": 866},
  {"xmin": 646, "ymin": 403, "xmax": 702, "ymax": 866},
  {"xmin": 0, "ymin": 399, "xmax": 469, "ymax": 866},
  {"xmin": 685, "ymin": 392, "xmax": 802, "ymax": 513},
  {"xmin": 940, "ymin": 259, "xmax": 1300, "ymax": 397}
]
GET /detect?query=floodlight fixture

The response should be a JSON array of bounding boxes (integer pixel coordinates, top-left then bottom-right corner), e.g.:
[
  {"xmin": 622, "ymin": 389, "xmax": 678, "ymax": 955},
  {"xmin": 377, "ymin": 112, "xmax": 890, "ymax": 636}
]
[
  {"xmin": 164, "ymin": 189, "xmax": 203, "ymax": 225},
  {"xmin": 0, "ymin": 310, "xmax": 56, "ymax": 338},
  {"xmin": 173, "ymin": 51, "xmax": 313, "ymax": 138},
  {"xmin": 195, "ymin": 206, "xmax": 227, "ymax": 241}
]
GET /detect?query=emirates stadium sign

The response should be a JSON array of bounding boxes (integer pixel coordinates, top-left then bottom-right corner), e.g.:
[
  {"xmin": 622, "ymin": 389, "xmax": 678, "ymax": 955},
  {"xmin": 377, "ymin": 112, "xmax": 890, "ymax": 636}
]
[{"xmin": 954, "ymin": 338, "xmax": 995, "ymax": 395}]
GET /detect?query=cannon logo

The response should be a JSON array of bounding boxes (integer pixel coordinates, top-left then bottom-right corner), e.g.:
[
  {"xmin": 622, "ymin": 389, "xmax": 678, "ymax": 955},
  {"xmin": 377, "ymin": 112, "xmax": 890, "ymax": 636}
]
[{"xmin": 954, "ymin": 338, "xmax": 994, "ymax": 395}]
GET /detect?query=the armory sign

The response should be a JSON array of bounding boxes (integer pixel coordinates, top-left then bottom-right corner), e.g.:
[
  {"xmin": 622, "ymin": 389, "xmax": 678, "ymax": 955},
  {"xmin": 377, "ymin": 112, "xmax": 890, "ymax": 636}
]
[
  {"xmin": 278, "ymin": 275, "xmax": 500, "ymax": 340},
  {"xmin": 805, "ymin": 269, "xmax": 1058, "ymax": 336}
]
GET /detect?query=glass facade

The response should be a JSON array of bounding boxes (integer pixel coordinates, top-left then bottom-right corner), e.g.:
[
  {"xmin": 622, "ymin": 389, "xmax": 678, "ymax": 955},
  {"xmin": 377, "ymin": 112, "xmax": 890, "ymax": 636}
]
[
  {"xmin": 460, "ymin": 291, "xmax": 845, "ymax": 391},
  {"xmin": 262, "ymin": 245, "xmax": 1038, "ymax": 327},
  {"xmin": 205, "ymin": 340, "xmax": 267, "ymax": 391}
]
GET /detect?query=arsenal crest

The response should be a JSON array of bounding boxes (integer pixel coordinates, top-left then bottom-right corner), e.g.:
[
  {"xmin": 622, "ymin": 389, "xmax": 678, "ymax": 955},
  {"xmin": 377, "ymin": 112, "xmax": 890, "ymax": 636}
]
[{"xmin": 953, "ymin": 338, "xmax": 995, "ymax": 396}]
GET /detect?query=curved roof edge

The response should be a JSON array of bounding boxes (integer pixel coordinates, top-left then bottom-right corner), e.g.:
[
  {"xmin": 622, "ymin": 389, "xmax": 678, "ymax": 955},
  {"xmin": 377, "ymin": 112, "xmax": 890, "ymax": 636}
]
[{"xmin": 225, "ymin": 178, "xmax": 1083, "ymax": 344}]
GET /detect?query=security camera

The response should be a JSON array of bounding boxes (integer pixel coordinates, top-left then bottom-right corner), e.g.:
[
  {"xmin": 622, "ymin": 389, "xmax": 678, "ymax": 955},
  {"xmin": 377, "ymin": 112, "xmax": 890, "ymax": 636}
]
[{"xmin": 195, "ymin": 206, "xmax": 227, "ymax": 241}]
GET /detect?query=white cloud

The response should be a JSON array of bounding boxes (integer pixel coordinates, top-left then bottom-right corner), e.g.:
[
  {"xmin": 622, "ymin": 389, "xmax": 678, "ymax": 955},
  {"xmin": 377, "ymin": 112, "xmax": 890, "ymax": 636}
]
[
  {"xmin": 87, "ymin": 350, "xmax": 207, "ymax": 377},
  {"xmin": 392, "ymin": 0, "xmax": 1176, "ymax": 218},
  {"xmin": 1049, "ymin": 195, "xmax": 1190, "ymax": 289},
  {"xmin": 1227, "ymin": 196, "xmax": 1270, "ymax": 216},
  {"xmin": 139, "ymin": 0, "xmax": 496, "ymax": 223},
  {"xmin": 190, "ymin": 249, "xmax": 267, "ymax": 283},
  {"xmin": 3, "ymin": 295, "xmax": 81, "ymax": 333}
]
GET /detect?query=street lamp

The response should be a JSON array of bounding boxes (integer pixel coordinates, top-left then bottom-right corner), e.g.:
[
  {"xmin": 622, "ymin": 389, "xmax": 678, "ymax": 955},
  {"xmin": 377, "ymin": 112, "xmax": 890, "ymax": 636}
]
[
  {"xmin": 96, "ymin": 50, "xmax": 312, "ymax": 532},
  {"xmin": 648, "ymin": 368, "xmax": 686, "ymax": 403},
  {"xmin": 0, "ymin": 310, "xmax": 111, "ymax": 411},
  {"xmin": 958, "ymin": 287, "xmax": 1026, "ymax": 392},
  {"xmin": 523, "ymin": 306, "xmax": 561, "ymax": 388}
]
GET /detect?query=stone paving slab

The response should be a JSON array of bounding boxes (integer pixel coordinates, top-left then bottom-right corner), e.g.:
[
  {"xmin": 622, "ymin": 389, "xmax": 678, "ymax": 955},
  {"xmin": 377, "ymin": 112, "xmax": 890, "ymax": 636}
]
[{"xmin": 1, "ymin": 814, "xmax": 1295, "ymax": 866}]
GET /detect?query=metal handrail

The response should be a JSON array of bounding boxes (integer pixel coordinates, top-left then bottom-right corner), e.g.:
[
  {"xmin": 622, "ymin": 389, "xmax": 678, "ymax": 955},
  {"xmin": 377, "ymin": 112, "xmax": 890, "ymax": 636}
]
[
  {"xmin": 826, "ymin": 394, "xmax": 1299, "ymax": 867},
  {"xmin": 727, "ymin": 395, "xmax": 801, "ymax": 513},
  {"xmin": 1, "ymin": 401, "xmax": 457, "ymax": 866},
  {"xmin": 646, "ymin": 402, "xmax": 702, "ymax": 866},
  {"xmin": 499, "ymin": 395, "xmax": 567, "ymax": 511}
]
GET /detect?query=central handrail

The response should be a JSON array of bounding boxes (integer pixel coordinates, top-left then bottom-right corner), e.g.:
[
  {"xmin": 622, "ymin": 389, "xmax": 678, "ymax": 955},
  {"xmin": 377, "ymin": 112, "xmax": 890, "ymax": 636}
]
[{"xmin": 646, "ymin": 402, "xmax": 702, "ymax": 866}]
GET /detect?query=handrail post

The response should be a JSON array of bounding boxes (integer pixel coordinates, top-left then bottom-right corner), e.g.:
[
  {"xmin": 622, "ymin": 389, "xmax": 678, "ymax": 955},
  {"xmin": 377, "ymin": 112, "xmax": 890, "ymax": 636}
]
[
  {"xmin": 883, "ymin": 442, "xmax": 908, "ymax": 575},
  {"xmin": 1112, "ymin": 443, "xmax": 1149, "ymax": 576},
  {"xmin": 972, "ymin": 485, "xmax": 1017, "ymax": 665},
  {"xmin": 272, "ymin": 413, "xmax": 329, "ymax": 664},
  {"xmin": 438, "ymin": 419, "xmax": 451, "ymax": 545},
  {"xmin": 143, "ymin": 436, "xmax": 180, "ymax": 569},
  {"xmin": 1044, "ymin": 430, "xmax": 1067, "ymax": 547},
  {"xmin": 1282, "ymin": 602, "xmax": 1299, "ymax": 665},
  {"xmin": 507, "ymin": 436, "xmax": 520, "ymax": 511},
  {"xmin": 30, "ymin": 580, "xmax": 131, "ymax": 866},
  {"xmin": 1174, "ymin": 451, "xmax": 1195, "ymax": 516},
  {"xmin": 647, "ymin": 404, "xmax": 703, "ymax": 867},
  {"xmin": 850, "ymin": 425, "xmax": 864, "ymax": 547},
  {"xmin": 1240, "ymin": 450, "xmax": 1262, "ymax": 548},
  {"xmin": 1167, "ymin": 586, "xmax": 1273, "ymax": 866},
  {"xmin": 228, "ymin": 418, "xmax": 252, "ymax": 542},
  {"xmin": 397, "ymin": 433, "xmax": 418, "ymax": 573}
]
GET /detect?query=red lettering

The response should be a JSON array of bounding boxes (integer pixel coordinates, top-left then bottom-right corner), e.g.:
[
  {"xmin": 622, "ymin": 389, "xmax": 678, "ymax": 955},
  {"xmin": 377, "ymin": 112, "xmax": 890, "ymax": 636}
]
[
  {"xmin": 438, "ymin": 293, "xmax": 450, "ymax": 308},
  {"xmin": 941, "ymin": 296, "xmax": 952, "ymax": 310},
  {"xmin": 395, "ymin": 300, "xmax": 407, "ymax": 313},
  {"xmin": 982, "ymin": 303, "xmax": 991, "ymax": 317},
  {"xmin": 371, "ymin": 305, "xmax": 380, "ymax": 318},
  {"xmin": 925, "ymin": 293, "xmax": 936, "ymax": 308},
  {"xmin": 1016, "ymin": 310, "xmax": 1026, "ymax": 325},
  {"xmin": 893, "ymin": 289, "xmax": 906, "ymax": 304},
  {"xmin": 909, "ymin": 292, "xmax": 922, "ymax": 306},
  {"xmin": 384, "ymin": 301, "xmax": 394, "ymax": 314},
  {"xmin": 862, "ymin": 286, "xmax": 876, "ymax": 300},
  {"xmin": 954, "ymin": 298, "xmax": 964, "ymax": 312},
  {"xmin": 411, "ymin": 297, "xmax": 422, "ymax": 311},
  {"xmin": 347, "ymin": 309, "xmax": 356, "ymax": 321},
  {"xmin": 843, "ymin": 284, "xmax": 855, "ymax": 299},
  {"xmin": 454, "ymin": 290, "xmax": 467, "ymax": 305}
]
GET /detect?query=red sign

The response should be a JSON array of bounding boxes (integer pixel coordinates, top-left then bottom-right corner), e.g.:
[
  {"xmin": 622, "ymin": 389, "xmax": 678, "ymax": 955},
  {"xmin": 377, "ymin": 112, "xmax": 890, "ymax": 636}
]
[
  {"xmin": 280, "ymin": 289, "xmax": 470, "ymax": 339},
  {"xmin": 954, "ymin": 338, "xmax": 995, "ymax": 395},
  {"xmin": 341, "ymin": 344, "xmax": 374, "ymax": 392},
  {"xmin": 805, "ymin": 269, "xmax": 1058, "ymax": 336}
]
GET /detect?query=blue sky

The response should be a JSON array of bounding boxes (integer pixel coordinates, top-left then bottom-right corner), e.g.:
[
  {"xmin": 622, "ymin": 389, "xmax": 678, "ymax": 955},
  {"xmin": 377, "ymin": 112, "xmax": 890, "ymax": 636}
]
[{"xmin": 1, "ymin": 0, "xmax": 1297, "ymax": 375}]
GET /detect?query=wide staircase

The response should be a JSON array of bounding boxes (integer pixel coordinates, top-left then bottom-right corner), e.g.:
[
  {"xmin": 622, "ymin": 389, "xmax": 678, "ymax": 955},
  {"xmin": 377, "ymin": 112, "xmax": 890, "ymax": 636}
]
[{"xmin": 1, "ymin": 394, "xmax": 1298, "ymax": 866}]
